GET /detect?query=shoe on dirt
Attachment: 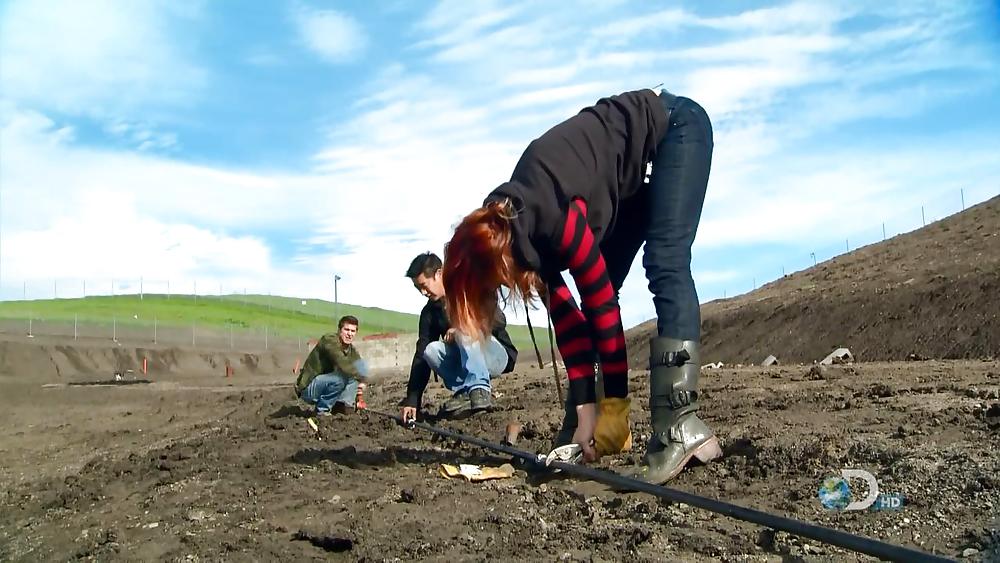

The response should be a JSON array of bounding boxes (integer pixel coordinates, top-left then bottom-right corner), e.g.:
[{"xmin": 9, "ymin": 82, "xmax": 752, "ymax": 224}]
[
  {"xmin": 439, "ymin": 391, "xmax": 472, "ymax": 418},
  {"xmin": 316, "ymin": 410, "xmax": 333, "ymax": 417},
  {"xmin": 332, "ymin": 402, "xmax": 355, "ymax": 415},
  {"xmin": 469, "ymin": 388, "xmax": 493, "ymax": 412}
]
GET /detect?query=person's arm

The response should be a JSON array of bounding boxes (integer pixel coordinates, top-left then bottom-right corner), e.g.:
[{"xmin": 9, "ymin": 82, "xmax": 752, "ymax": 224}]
[
  {"xmin": 545, "ymin": 273, "xmax": 599, "ymax": 405},
  {"xmin": 404, "ymin": 304, "xmax": 435, "ymax": 408},
  {"xmin": 553, "ymin": 198, "xmax": 629, "ymax": 404}
]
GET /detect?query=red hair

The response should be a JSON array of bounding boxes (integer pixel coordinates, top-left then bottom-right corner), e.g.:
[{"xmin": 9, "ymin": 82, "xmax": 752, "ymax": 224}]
[{"xmin": 444, "ymin": 200, "xmax": 542, "ymax": 341}]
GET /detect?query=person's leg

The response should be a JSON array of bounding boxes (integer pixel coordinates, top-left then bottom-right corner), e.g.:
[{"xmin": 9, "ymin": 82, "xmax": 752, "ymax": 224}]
[
  {"xmin": 303, "ymin": 373, "xmax": 346, "ymax": 414},
  {"xmin": 601, "ymin": 194, "xmax": 648, "ymax": 294},
  {"xmin": 629, "ymin": 90, "xmax": 722, "ymax": 485},
  {"xmin": 424, "ymin": 340, "xmax": 476, "ymax": 416},
  {"xmin": 423, "ymin": 341, "xmax": 466, "ymax": 391},
  {"xmin": 483, "ymin": 336, "xmax": 510, "ymax": 378},
  {"xmin": 333, "ymin": 375, "xmax": 360, "ymax": 413},
  {"xmin": 454, "ymin": 332, "xmax": 496, "ymax": 411},
  {"xmin": 644, "ymin": 91, "xmax": 712, "ymax": 339}
]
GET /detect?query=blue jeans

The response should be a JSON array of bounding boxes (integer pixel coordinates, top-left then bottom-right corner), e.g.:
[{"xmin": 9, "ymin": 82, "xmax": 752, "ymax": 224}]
[
  {"xmin": 423, "ymin": 334, "xmax": 508, "ymax": 394},
  {"xmin": 300, "ymin": 373, "xmax": 359, "ymax": 412},
  {"xmin": 643, "ymin": 90, "xmax": 714, "ymax": 341}
]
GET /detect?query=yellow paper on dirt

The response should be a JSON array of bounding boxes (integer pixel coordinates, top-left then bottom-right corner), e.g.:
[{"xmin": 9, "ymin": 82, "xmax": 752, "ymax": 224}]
[{"xmin": 438, "ymin": 463, "xmax": 515, "ymax": 482}]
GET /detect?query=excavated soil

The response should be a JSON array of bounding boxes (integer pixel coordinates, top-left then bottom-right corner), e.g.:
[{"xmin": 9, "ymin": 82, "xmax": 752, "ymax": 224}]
[
  {"xmin": 1, "ymin": 355, "xmax": 998, "ymax": 562},
  {"xmin": 628, "ymin": 195, "xmax": 1000, "ymax": 366}
]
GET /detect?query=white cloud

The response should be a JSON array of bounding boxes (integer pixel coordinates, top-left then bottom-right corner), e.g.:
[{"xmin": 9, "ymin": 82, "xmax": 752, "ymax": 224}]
[
  {"xmin": 3, "ymin": 0, "xmax": 998, "ymax": 336},
  {"xmin": 292, "ymin": 6, "xmax": 367, "ymax": 64},
  {"xmin": 0, "ymin": 0, "xmax": 206, "ymax": 117},
  {"xmin": 496, "ymin": 82, "xmax": 618, "ymax": 110},
  {"xmin": 103, "ymin": 119, "xmax": 180, "ymax": 152}
]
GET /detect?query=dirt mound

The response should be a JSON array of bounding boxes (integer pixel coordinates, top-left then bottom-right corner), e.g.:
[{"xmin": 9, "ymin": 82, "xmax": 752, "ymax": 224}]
[
  {"xmin": 0, "ymin": 338, "xmax": 295, "ymax": 381},
  {"xmin": 628, "ymin": 195, "xmax": 1000, "ymax": 365}
]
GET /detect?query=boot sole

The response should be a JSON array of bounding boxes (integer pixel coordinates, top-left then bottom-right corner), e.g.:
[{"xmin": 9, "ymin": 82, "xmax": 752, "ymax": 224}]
[
  {"xmin": 440, "ymin": 407, "xmax": 473, "ymax": 420},
  {"xmin": 618, "ymin": 436, "xmax": 723, "ymax": 489},
  {"xmin": 662, "ymin": 436, "xmax": 723, "ymax": 482}
]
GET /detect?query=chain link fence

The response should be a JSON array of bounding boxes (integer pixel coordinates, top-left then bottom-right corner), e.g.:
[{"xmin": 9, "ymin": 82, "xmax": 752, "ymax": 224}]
[{"xmin": 0, "ymin": 317, "xmax": 312, "ymax": 353}]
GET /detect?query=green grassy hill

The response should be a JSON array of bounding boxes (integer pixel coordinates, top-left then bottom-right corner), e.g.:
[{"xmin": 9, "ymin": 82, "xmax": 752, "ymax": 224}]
[{"xmin": 0, "ymin": 294, "xmax": 551, "ymax": 354}]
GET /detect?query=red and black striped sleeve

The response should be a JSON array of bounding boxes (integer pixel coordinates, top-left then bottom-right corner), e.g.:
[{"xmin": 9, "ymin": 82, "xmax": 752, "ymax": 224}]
[{"xmin": 547, "ymin": 198, "xmax": 629, "ymax": 406}]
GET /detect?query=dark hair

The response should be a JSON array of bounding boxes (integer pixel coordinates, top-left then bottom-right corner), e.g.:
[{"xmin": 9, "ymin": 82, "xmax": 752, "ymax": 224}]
[
  {"xmin": 405, "ymin": 252, "xmax": 442, "ymax": 279},
  {"xmin": 443, "ymin": 200, "xmax": 542, "ymax": 340},
  {"xmin": 338, "ymin": 315, "xmax": 359, "ymax": 329}
]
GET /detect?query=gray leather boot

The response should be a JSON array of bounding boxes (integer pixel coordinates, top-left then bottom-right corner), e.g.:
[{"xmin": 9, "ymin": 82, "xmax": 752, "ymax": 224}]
[{"xmin": 626, "ymin": 337, "xmax": 721, "ymax": 484}]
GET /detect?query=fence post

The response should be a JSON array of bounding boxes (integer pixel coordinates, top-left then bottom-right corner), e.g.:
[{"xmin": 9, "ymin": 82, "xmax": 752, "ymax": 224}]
[
  {"xmin": 882, "ymin": 222, "xmax": 886, "ymax": 241},
  {"xmin": 921, "ymin": 206, "xmax": 926, "ymax": 226},
  {"xmin": 961, "ymin": 188, "xmax": 965, "ymax": 210},
  {"xmin": 28, "ymin": 317, "xmax": 33, "ymax": 337},
  {"xmin": 113, "ymin": 316, "xmax": 117, "ymax": 342}
]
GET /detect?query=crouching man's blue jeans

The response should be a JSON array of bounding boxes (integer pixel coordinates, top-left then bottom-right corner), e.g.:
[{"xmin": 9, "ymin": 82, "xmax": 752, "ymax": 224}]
[
  {"xmin": 423, "ymin": 333, "xmax": 508, "ymax": 395},
  {"xmin": 300, "ymin": 372, "xmax": 359, "ymax": 413}
]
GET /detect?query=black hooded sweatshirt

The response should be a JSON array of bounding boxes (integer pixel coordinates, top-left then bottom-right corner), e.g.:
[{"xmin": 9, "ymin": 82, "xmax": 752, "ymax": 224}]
[{"xmin": 484, "ymin": 88, "xmax": 669, "ymax": 405}]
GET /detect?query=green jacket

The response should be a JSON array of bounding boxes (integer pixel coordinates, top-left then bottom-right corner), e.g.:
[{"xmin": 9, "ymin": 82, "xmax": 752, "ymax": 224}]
[{"xmin": 295, "ymin": 333, "xmax": 364, "ymax": 394}]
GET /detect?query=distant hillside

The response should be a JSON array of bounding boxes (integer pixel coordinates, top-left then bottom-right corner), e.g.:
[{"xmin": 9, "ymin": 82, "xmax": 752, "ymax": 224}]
[
  {"xmin": 627, "ymin": 194, "xmax": 1000, "ymax": 365},
  {"xmin": 0, "ymin": 294, "xmax": 549, "ymax": 353}
]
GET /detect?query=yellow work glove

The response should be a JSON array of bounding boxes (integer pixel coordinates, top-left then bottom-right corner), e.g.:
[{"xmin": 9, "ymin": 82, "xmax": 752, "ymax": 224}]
[{"xmin": 593, "ymin": 397, "xmax": 632, "ymax": 457}]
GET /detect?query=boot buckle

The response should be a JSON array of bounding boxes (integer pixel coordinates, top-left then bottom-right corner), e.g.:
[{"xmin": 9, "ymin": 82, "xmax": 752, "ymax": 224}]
[
  {"xmin": 653, "ymin": 349, "xmax": 690, "ymax": 369},
  {"xmin": 651, "ymin": 390, "xmax": 697, "ymax": 409}
]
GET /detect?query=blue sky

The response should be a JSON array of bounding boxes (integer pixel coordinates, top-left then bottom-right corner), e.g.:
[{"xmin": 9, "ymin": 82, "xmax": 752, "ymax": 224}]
[{"xmin": 1, "ymin": 0, "xmax": 999, "ymax": 330}]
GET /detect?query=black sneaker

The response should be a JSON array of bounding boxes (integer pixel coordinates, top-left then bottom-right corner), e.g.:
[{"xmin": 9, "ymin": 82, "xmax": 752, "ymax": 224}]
[
  {"xmin": 469, "ymin": 388, "xmax": 493, "ymax": 412},
  {"xmin": 332, "ymin": 402, "xmax": 355, "ymax": 415},
  {"xmin": 439, "ymin": 391, "xmax": 472, "ymax": 418}
]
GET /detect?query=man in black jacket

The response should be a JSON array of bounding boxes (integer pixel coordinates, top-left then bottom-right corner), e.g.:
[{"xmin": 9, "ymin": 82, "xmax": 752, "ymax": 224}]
[{"xmin": 401, "ymin": 252, "xmax": 517, "ymax": 422}]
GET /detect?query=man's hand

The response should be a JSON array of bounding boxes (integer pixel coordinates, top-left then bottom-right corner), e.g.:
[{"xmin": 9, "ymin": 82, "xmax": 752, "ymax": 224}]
[
  {"xmin": 571, "ymin": 402, "xmax": 598, "ymax": 462},
  {"xmin": 401, "ymin": 406, "xmax": 418, "ymax": 425},
  {"xmin": 443, "ymin": 328, "xmax": 457, "ymax": 344}
]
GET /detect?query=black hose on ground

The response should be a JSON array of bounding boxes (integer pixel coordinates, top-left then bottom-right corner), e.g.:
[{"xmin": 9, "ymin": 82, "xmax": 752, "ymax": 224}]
[{"xmin": 363, "ymin": 407, "xmax": 954, "ymax": 563}]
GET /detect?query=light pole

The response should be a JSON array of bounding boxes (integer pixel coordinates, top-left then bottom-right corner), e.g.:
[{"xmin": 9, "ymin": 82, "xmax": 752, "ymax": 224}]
[{"xmin": 334, "ymin": 274, "xmax": 341, "ymax": 320}]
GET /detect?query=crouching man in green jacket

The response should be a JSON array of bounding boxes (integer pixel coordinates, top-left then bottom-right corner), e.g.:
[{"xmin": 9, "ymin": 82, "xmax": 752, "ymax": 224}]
[{"xmin": 295, "ymin": 315, "xmax": 369, "ymax": 416}]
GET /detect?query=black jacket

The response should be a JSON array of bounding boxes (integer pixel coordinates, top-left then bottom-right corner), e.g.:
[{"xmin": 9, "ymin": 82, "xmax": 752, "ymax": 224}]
[
  {"xmin": 484, "ymin": 89, "xmax": 668, "ymax": 277},
  {"xmin": 403, "ymin": 299, "xmax": 518, "ymax": 408}
]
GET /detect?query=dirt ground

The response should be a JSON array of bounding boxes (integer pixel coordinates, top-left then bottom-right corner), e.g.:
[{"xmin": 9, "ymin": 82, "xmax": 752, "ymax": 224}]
[{"xmin": 1, "ymin": 352, "xmax": 997, "ymax": 562}]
